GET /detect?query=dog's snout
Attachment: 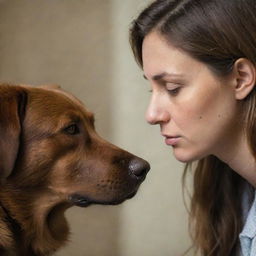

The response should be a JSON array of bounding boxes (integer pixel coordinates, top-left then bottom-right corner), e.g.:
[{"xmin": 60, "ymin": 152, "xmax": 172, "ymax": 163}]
[{"xmin": 128, "ymin": 158, "xmax": 150, "ymax": 179}]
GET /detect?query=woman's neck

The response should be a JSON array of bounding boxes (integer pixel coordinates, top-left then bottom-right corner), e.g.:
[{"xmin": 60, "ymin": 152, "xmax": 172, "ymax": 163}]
[{"xmin": 216, "ymin": 132, "xmax": 256, "ymax": 187}]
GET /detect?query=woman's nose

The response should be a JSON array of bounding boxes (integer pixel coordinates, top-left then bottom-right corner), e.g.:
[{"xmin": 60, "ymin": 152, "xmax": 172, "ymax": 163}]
[{"xmin": 145, "ymin": 95, "xmax": 170, "ymax": 125}]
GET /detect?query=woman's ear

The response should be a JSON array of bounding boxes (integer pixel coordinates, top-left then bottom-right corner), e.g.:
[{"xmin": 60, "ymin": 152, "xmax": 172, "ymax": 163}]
[{"xmin": 233, "ymin": 58, "xmax": 256, "ymax": 100}]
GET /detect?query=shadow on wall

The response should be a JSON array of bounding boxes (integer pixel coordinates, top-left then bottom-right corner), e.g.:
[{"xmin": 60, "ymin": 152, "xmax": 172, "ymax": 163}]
[{"xmin": 0, "ymin": 0, "xmax": 121, "ymax": 255}]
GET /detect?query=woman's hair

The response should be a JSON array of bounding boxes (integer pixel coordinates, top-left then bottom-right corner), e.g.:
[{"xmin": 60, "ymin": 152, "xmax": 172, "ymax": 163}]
[{"xmin": 129, "ymin": 0, "xmax": 256, "ymax": 255}]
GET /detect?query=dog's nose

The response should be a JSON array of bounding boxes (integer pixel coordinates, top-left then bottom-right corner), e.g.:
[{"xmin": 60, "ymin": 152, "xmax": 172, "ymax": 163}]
[{"xmin": 129, "ymin": 158, "xmax": 150, "ymax": 179}]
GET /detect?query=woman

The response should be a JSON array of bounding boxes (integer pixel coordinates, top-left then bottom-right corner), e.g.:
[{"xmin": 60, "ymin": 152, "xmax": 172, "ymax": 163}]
[{"xmin": 129, "ymin": 0, "xmax": 256, "ymax": 255}]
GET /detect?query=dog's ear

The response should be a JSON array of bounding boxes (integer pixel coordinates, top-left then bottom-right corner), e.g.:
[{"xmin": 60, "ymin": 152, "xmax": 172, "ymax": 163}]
[{"xmin": 0, "ymin": 85, "xmax": 27, "ymax": 182}]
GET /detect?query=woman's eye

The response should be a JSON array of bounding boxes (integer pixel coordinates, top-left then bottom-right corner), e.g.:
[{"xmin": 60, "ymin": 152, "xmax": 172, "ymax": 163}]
[
  {"xmin": 168, "ymin": 87, "xmax": 180, "ymax": 95},
  {"xmin": 64, "ymin": 124, "xmax": 80, "ymax": 135},
  {"xmin": 166, "ymin": 83, "xmax": 181, "ymax": 96}
]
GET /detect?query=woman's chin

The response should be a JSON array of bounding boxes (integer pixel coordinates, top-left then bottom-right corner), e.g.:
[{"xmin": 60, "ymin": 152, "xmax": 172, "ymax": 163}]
[{"xmin": 172, "ymin": 148, "xmax": 203, "ymax": 163}]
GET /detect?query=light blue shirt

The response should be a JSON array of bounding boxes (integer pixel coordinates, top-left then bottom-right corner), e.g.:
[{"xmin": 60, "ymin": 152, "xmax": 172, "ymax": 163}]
[{"xmin": 239, "ymin": 191, "xmax": 256, "ymax": 256}]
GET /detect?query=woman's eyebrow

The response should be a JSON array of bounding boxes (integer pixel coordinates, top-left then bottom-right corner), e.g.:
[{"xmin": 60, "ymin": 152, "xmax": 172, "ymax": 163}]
[{"xmin": 143, "ymin": 72, "xmax": 184, "ymax": 81}]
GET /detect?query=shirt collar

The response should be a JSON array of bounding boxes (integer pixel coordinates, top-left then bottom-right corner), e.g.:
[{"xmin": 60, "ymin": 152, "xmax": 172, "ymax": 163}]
[{"xmin": 240, "ymin": 191, "xmax": 256, "ymax": 239}]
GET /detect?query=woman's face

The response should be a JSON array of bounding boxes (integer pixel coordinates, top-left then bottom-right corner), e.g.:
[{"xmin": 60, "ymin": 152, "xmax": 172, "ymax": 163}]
[{"xmin": 142, "ymin": 32, "xmax": 241, "ymax": 162}]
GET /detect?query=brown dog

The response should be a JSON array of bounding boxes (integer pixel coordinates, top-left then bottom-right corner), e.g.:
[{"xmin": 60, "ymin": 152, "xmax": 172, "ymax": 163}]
[{"xmin": 0, "ymin": 84, "xmax": 150, "ymax": 256}]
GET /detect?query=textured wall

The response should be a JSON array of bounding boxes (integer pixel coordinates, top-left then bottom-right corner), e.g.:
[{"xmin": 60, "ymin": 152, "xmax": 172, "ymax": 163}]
[{"xmin": 0, "ymin": 0, "xmax": 191, "ymax": 255}]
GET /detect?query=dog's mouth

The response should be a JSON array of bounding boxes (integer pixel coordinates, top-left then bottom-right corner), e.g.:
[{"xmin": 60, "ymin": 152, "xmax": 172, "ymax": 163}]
[
  {"xmin": 68, "ymin": 194, "xmax": 92, "ymax": 207},
  {"xmin": 68, "ymin": 191, "xmax": 137, "ymax": 208}
]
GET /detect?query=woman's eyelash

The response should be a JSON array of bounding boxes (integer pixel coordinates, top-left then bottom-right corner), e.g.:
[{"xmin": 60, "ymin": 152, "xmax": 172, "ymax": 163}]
[
  {"xmin": 166, "ymin": 86, "xmax": 181, "ymax": 95},
  {"xmin": 146, "ymin": 82, "xmax": 182, "ymax": 94}
]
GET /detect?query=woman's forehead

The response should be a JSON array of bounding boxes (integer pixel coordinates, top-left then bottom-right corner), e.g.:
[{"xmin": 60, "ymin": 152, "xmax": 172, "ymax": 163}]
[{"xmin": 142, "ymin": 32, "xmax": 204, "ymax": 80}]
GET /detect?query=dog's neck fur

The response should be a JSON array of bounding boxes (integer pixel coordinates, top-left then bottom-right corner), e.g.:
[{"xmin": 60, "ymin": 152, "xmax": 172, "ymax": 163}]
[{"xmin": 0, "ymin": 185, "xmax": 71, "ymax": 255}]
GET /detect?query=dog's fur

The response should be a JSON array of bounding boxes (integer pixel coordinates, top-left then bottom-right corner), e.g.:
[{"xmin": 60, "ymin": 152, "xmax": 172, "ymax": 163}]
[{"xmin": 0, "ymin": 84, "xmax": 150, "ymax": 256}]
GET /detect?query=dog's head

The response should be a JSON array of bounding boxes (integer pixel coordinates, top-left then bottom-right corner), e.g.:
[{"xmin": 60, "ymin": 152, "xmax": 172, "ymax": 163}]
[{"xmin": 0, "ymin": 84, "xmax": 150, "ymax": 208}]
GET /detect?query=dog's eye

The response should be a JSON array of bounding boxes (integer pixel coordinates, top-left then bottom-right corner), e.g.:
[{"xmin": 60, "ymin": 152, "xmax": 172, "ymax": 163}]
[{"xmin": 64, "ymin": 124, "xmax": 80, "ymax": 135}]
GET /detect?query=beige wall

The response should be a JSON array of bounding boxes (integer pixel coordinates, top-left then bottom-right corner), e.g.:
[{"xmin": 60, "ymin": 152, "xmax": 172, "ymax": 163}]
[{"xmin": 0, "ymin": 0, "xmax": 191, "ymax": 255}]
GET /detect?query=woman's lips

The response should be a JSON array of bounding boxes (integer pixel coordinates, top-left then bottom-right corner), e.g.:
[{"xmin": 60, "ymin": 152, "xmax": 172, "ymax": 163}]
[{"xmin": 164, "ymin": 136, "xmax": 181, "ymax": 146}]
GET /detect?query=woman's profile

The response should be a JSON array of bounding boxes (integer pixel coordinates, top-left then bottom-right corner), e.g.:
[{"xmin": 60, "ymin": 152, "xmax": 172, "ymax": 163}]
[{"xmin": 129, "ymin": 0, "xmax": 256, "ymax": 255}]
